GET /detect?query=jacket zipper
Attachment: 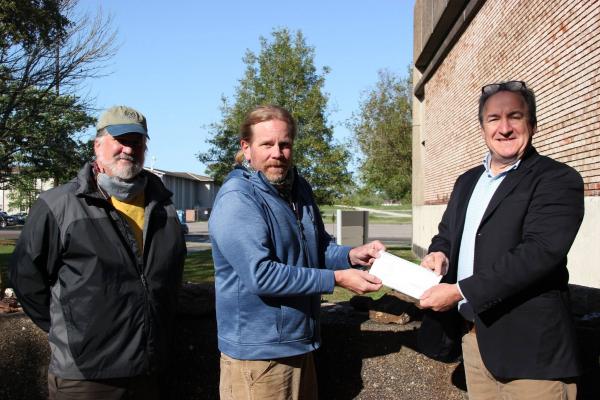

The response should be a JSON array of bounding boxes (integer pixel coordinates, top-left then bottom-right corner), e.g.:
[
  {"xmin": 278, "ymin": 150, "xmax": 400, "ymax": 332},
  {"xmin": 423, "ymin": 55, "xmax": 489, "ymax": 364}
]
[
  {"xmin": 139, "ymin": 202, "xmax": 157, "ymax": 374},
  {"xmin": 108, "ymin": 203, "xmax": 152, "ymax": 373},
  {"xmin": 291, "ymin": 200, "xmax": 317, "ymax": 336},
  {"xmin": 291, "ymin": 201, "xmax": 309, "ymax": 265}
]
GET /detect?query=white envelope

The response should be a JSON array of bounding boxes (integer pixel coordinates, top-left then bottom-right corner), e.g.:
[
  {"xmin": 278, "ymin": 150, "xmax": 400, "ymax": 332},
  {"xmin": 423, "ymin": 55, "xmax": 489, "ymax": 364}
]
[{"xmin": 370, "ymin": 251, "xmax": 442, "ymax": 299}]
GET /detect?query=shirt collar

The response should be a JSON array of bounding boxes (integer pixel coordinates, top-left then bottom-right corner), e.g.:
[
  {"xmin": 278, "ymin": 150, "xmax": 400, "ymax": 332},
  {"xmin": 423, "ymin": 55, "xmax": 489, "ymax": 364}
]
[{"xmin": 483, "ymin": 152, "xmax": 521, "ymax": 178}]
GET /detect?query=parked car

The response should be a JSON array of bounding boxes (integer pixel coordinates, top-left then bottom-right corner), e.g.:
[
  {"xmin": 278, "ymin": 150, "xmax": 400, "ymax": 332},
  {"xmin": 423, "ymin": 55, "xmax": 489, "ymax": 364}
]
[
  {"xmin": 176, "ymin": 210, "xmax": 189, "ymax": 235},
  {"xmin": 10, "ymin": 212, "xmax": 27, "ymax": 225},
  {"xmin": 181, "ymin": 222, "xmax": 189, "ymax": 235},
  {"xmin": 0, "ymin": 212, "xmax": 16, "ymax": 228}
]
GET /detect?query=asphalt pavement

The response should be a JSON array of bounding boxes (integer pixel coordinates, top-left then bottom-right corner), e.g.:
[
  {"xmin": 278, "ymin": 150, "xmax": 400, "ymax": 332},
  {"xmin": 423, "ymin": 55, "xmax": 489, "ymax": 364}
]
[
  {"xmin": 0, "ymin": 227, "xmax": 20, "ymax": 241},
  {"xmin": 1, "ymin": 222, "xmax": 412, "ymax": 252}
]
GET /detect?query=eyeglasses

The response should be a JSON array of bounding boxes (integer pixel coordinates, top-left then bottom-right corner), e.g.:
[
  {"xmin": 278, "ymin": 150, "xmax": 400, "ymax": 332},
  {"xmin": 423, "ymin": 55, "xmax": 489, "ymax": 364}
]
[{"xmin": 481, "ymin": 80, "xmax": 527, "ymax": 95}]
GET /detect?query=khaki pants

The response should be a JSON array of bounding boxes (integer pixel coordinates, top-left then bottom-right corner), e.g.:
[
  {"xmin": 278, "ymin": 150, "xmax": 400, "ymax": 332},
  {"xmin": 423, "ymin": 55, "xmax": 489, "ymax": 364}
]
[
  {"xmin": 219, "ymin": 352, "xmax": 318, "ymax": 400},
  {"xmin": 48, "ymin": 373, "xmax": 159, "ymax": 400},
  {"xmin": 461, "ymin": 331, "xmax": 577, "ymax": 400}
]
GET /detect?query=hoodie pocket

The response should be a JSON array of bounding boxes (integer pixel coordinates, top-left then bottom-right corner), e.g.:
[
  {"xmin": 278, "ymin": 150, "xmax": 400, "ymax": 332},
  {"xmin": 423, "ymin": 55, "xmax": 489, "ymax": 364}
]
[
  {"xmin": 279, "ymin": 296, "xmax": 314, "ymax": 341},
  {"xmin": 239, "ymin": 295, "xmax": 283, "ymax": 344}
]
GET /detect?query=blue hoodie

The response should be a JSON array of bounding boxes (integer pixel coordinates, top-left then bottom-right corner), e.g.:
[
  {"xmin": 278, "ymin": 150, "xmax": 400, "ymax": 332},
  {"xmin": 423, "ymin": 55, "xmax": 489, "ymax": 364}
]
[{"xmin": 209, "ymin": 166, "xmax": 352, "ymax": 360}]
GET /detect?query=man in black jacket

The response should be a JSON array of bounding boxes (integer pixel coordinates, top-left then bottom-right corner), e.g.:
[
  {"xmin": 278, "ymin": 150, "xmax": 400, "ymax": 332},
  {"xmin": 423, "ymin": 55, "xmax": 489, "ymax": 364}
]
[
  {"xmin": 9, "ymin": 106, "xmax": 186, "ymax": 399},
  {"xmin": 418, "ymin": 81, "xmax": 584, "ymax": 399}
]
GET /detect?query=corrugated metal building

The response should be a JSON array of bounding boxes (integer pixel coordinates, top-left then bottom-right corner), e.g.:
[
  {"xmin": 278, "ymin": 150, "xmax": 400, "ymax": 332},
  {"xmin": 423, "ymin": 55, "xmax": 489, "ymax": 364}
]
[{"xmin": 146, "ymin": 168, "xmax": 218, "ymax": 220}]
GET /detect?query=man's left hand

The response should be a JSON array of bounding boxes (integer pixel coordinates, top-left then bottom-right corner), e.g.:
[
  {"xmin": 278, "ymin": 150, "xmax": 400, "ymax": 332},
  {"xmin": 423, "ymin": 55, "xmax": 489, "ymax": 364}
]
[
  {"xmin": 419, "ymin": 283, "xmax": 463, "ymax": 312},
  {"xmin": 348, "ymin": 240, "xmax": 386, "ymax": 267}
]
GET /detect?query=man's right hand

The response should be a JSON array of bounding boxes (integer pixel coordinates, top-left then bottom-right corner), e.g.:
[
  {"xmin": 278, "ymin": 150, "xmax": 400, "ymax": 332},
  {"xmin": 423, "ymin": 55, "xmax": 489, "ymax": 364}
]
[
  {"xmin": 420, "ymin": 251, "xmax": 449, "ymax": 276},
  {"xmin": 334, "ymin": 269, "xmax": 382, "ymax": 295}
]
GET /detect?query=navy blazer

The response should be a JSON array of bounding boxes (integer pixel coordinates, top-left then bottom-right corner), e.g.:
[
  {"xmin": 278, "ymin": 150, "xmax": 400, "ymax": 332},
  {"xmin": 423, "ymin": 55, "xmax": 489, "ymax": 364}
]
[{"xmin": 419, "ymin": 147, "xmax": 584, "ymax": 380}]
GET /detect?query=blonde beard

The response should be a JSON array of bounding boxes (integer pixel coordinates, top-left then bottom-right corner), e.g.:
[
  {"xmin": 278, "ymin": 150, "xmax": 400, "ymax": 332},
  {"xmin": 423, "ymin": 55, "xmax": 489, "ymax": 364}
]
[
  {"xmin": 264, "ymin": 169, "xmax": 288, "ymax": 184},
  {"xmin": 262, "ymin": 160, "xmax": 292, "ymax": 184}
]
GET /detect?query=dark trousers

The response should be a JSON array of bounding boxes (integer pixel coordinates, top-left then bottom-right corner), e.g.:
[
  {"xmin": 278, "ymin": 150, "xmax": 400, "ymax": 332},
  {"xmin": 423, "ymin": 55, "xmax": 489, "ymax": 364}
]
[{"xmin": 48, "ymin": 373, "xmax": 159, "ymax": 400}]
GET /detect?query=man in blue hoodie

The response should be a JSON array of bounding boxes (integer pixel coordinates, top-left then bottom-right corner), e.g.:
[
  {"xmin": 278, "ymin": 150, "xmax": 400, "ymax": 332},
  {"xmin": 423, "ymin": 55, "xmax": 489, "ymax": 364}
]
[{"xmin": 210, "ymin": 105, "xmax": 386, "ymax": 399}]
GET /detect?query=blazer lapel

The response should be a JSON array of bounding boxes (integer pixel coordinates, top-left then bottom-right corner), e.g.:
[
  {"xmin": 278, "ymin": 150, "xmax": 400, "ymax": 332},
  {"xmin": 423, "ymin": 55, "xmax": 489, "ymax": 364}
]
[
  {"xmin": 480, "ymin": 148, "xmax": 540, "ymax": 224},
  {"xmin": 456, "ymin": 170, "xmax": 482, "ymax": 232},
  {"xmin": 450, "ymin": 167, "xmax": 483, "ymax": 264}
]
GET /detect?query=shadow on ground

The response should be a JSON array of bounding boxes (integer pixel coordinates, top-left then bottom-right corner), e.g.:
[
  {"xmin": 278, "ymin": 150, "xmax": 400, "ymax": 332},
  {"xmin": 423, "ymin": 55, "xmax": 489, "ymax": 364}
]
[{"xmin": 1, "ymin": 285, "xmax": 599, "ymax": 399}]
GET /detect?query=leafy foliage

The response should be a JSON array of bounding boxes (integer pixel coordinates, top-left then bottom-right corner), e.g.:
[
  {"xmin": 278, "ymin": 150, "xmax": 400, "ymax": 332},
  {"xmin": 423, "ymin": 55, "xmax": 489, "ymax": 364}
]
[
  {"xmin": 0, "ymin": 0, "xmax": 116, "ymax": 188},
  {"xmin": 0, "ymin": 0, "xmax": 68, "ymax": 48},
  {"xmin": 349, "ymin": 69, "xmax": 412, "ymax": 201},
  {"xmin": 7, "ymin": 173, "xmax": 38, "ymax": 211},
  {"xmin": 198, "ymin": 28, "xmax": 351, "ymax": 204},
  {"xmin": 7, "ymin": 89, "xmax": 94, "ymax": 184}
]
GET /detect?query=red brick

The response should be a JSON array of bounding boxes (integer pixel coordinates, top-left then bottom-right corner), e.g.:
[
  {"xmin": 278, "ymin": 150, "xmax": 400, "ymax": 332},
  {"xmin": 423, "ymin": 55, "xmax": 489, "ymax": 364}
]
[{"xmin": 417, "ymin": 0, "xmax": 600, "ymax": 203}]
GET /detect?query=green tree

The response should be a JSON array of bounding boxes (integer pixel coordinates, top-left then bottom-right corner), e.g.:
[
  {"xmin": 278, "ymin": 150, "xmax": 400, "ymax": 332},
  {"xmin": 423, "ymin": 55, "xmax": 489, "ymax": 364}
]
[
  {"xmin": 11, "ymin": 90, "xmax": 95, "ymax": 185},
  {"xmin": 0, "ymin": 0, "xmax": 116, "ymax": 187},
  {"xmin": 198, "ymin": 28, "xmax": 351, "ymax": 204},
  {"xmin": 349, "ymin": 69, "xmax": 412, "ymax": 201},
  {"xmin": 7, "ymin": 173, "xmax": 39, "ymax": 211}
]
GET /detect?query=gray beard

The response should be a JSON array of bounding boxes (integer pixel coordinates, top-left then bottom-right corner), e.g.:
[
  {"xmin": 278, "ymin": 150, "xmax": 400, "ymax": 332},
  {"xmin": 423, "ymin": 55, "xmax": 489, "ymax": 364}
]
[{"xmin": 98, "ymin": 155, "xmax": 144, "ymax": 180}]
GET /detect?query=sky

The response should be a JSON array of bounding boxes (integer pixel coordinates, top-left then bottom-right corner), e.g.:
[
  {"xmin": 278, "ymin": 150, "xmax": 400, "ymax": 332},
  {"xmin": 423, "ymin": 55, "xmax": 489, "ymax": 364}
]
[{"xmin": 76, "ymin": 0, "xmax": 415, "ymax": 175}]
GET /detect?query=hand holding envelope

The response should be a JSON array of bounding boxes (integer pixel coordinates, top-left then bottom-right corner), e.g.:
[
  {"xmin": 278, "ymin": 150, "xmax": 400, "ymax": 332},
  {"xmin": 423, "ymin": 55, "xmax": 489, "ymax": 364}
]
[{"xmin": 369, "ymin": 251, "xmax": 442, "ymax": 300}]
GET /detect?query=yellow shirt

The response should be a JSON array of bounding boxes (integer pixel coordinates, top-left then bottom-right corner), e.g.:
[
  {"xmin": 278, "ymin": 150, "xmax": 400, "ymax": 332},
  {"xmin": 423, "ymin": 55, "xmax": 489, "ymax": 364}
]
[{"xmin": 111, "ymin": 193, "xmax": 145, "ymax": 255}]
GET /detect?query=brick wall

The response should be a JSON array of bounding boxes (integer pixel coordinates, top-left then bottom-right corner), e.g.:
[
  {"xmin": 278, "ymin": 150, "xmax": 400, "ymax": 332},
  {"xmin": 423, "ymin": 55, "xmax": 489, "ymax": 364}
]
[{"xmin": 420, "ymin": 0, "xmax": 600, "ymax": 204}]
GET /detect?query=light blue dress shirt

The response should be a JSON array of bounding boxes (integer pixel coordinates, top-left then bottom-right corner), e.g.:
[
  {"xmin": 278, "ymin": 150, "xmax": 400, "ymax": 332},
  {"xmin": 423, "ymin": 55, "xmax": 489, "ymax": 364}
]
[{"xmin": 456, "ymin": 153, "xmax": 520, "ymax": 321}]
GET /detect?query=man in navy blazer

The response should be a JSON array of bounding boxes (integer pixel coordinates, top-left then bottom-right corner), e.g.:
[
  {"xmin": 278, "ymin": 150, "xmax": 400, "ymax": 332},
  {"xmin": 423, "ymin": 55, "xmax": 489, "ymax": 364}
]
[{"xmin": 418, "ymin": 81, "xmax": 584, "ymax": 399}]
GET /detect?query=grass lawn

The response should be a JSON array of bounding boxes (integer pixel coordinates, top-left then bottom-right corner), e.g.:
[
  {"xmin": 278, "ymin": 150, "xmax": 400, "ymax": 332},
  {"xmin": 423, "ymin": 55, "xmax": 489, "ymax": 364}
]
[
  {"xmin": 318, "ymin": 205, "xmax": 412, "ymax": 224},
  {"xmin": 359, "ymin": 204, "xmax": 412, "ymax": 211},
  {"xmin": 0, "ymin": 243, "xmax": 216, "ymax": 289},
  {"xmin": 318, "ymin": 205, "xmax": 350, "ymax": 223},
  {"xmin": 368, "ymin": 215, "xmax": 413, "ymax": 224},
  {"xmin": 2, "ymin": 244, "xmax": 421, "ymax": 304},
  {"xmin": 0, "ymin": 243, "xmax": 215, "ymax": 288},
  {"xmin": 183, "ymin": 250, "xmax": 215, "ymax": 283}
]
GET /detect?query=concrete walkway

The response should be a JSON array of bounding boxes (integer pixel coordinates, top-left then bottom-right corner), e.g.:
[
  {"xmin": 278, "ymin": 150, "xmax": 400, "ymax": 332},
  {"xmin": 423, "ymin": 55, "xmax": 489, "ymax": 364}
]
[
  {"xmin": 340, "ymin": 206, "xmax": 412, "ymax": 218},
  {"xmin": 185, "ymin": 221, "xmax": 211, "ymax": 252}
]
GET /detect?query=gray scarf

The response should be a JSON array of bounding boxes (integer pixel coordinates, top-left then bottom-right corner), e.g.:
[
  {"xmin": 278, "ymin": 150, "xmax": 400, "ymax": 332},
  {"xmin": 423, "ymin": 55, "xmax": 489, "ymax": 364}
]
[{"xmin": 97, "ymin": 173, "xmax": 147, "ymax": 201}]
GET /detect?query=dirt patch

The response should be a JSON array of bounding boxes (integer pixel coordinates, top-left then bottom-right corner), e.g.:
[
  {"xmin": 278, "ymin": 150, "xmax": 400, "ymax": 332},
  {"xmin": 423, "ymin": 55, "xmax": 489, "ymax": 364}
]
[{"xmin": 1, "ymin": 285, "xmax": 599, "ymax": 399}]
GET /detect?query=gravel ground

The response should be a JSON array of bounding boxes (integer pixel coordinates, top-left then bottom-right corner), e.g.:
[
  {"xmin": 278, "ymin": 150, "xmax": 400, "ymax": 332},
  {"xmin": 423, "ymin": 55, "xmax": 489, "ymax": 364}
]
[
  {"xmin": 0, "ymin": 299, "xmax": 466, "ymax": 400},
  {"xmin": 1, "ymin": 286, "xmax": 598, "ymax": 400},
  {"xmin": 0, "ymin": 313, "xmax": 50, "ymax": 399},
  {"xmin": 317, "ymin": 316, "xmax": 468, "ymax": 400}
]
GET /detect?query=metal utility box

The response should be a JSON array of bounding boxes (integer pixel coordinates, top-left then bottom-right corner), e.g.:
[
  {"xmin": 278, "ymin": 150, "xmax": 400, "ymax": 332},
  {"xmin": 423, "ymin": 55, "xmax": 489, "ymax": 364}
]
[{"xmin": 335, "ymin": 210, "xmax": 369, "ymax": 247}]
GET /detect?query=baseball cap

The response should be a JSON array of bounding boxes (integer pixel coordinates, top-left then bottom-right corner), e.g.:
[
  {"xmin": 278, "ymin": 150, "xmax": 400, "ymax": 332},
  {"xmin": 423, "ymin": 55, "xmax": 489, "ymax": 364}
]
[{"xmin": 96, "ymin": 105, "xmax": 149, "ymax": 138}]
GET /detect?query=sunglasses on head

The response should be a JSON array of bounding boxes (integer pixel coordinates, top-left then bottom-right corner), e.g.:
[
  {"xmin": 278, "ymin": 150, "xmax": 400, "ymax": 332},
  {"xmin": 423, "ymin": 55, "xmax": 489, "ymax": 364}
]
[{"xmin": 481, "ymin": 80, "xmax": 527, "ymax": 95}]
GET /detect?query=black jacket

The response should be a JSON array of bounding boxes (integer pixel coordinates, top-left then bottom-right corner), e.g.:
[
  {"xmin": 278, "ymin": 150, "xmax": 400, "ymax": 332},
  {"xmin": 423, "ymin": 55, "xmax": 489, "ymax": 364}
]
[
  {"xmin": 419, "ymin": 148, "xmax": 584, "ymax": 379},
  {"xmin": 9, "ymin": 163, "xmax": 186, "ymax": 379}
]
